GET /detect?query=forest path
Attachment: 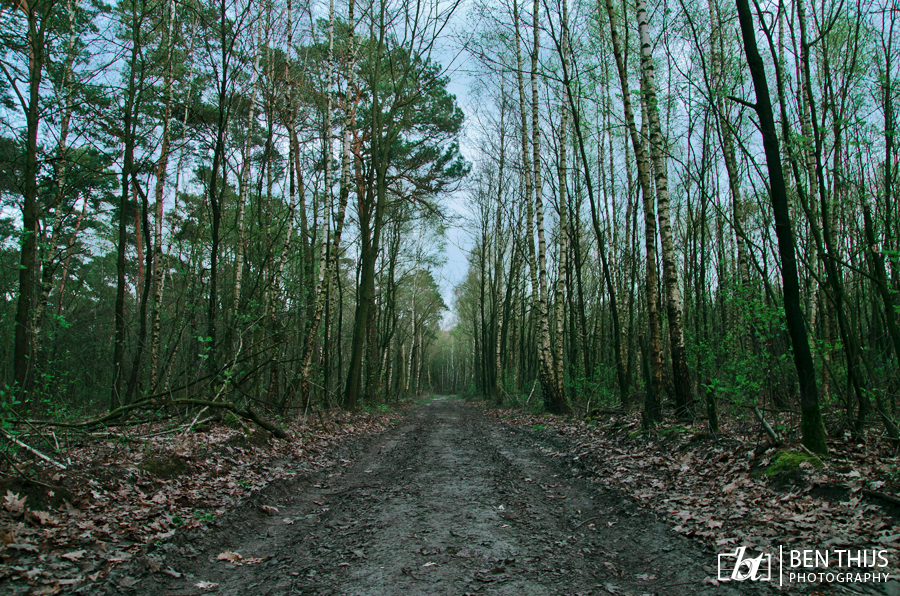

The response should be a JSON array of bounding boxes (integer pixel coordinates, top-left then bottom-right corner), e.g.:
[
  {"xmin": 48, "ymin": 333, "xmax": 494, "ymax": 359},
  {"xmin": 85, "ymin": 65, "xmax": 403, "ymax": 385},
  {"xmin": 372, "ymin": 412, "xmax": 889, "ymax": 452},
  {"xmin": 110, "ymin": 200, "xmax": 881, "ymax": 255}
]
[{"xmin": 123, "ymin": 398, "xmax": 766, "ymax": 595}]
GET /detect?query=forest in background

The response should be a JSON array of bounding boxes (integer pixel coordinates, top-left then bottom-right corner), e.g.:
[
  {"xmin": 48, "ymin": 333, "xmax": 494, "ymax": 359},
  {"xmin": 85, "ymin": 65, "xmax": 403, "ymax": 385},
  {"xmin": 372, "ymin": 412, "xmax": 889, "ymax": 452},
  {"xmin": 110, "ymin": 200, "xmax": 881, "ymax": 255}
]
[
  {"xmin": 1, "ymin": 0, "xmax": 466, "ymax": 432},
  {"xmin": 434, "ymin": 0, "xmax": 900, "ymax": 454},
  {"xmin": 0, "ymin": 0, "xmax": 898, "ymax": 456}
]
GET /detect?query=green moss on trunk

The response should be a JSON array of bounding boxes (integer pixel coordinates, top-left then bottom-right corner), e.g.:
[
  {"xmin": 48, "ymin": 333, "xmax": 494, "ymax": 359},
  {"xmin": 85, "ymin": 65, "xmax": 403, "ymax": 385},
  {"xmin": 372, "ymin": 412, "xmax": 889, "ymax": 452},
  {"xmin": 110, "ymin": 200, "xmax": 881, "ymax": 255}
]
[{"xmin": 800, "ymin": 405, "xmax": 828, "ymax": 454}]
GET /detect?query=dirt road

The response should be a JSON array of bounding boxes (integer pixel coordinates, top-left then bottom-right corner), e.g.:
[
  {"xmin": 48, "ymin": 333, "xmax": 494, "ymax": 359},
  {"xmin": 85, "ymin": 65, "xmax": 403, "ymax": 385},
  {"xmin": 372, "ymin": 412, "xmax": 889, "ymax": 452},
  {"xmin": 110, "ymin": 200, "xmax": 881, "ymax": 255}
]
[{"xmin": 115, "ymin": 398, "xmax": 772, "ymax": 595}]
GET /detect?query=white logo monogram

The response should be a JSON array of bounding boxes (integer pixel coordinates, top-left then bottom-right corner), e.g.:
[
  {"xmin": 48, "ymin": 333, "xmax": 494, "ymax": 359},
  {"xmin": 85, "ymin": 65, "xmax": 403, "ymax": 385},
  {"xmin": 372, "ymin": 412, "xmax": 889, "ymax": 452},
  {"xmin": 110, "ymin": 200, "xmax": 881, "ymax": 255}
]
[{"xmin": 718, "ymin": 546, "xmax": 772, "ymax": 582}]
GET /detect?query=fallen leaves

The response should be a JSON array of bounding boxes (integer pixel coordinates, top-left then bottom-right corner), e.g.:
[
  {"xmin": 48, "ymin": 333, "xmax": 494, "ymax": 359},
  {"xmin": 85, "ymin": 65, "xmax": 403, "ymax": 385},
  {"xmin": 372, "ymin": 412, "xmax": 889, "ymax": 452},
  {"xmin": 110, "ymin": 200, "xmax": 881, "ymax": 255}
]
[
  {"xmin": 0, "ymin": 409, "xmax": 402, "ymax": 592},
  {"xmin": 481, "ymin": 404, "xmax": 900, "ymax": 585},
  {"xmin": 4, "ymin": 491, "xmax": 26, "ymax": 515},
  {"xmin": 61, "ymin": 550, "xmax": 86, "ymax": 561}
]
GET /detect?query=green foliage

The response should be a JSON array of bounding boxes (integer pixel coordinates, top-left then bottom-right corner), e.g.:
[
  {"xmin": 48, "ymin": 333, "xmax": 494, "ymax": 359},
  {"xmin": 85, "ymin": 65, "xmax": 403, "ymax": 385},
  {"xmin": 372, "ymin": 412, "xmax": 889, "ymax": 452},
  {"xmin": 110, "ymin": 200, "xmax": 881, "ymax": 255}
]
[
  {"xmin": 363, "ymin": 403, "xmax": 391, "ymax": 413},
  {"xmin": 752, "ymin": 450, "xmax": 824, "ymax": 479},
  {"xmin": 194, "ymin": 510, "xmax": 217, "ymax": 522},
  {"xmin": 223, "ymin": 412, "xmax": 242, "ymax": 428}
]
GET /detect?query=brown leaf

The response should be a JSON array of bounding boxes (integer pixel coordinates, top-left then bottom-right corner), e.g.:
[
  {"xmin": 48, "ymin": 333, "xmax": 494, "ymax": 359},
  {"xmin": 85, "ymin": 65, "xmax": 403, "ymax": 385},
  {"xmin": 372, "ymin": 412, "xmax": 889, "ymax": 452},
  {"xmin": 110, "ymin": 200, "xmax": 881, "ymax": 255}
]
[
  {"xmin": 216, "ymin": 550, "xmax": 242, "ymax": 564},
  {"xmin": 0, "ymin": 529, "xmax": 15, "ymax": 546},
  {"xmin": 196, "ymin": 580, "xmax": 219, "ymax": 590},
  {"xmin": 29, "ymin": 510, "xmax": 55, "ymax": 526},
  {"xmin": 62, "ymin": 549, "xmax": 87, "ymax": 561},
  {"xmin": 4, "ymin": 490, "xmax": 26, "ymax": 515}
]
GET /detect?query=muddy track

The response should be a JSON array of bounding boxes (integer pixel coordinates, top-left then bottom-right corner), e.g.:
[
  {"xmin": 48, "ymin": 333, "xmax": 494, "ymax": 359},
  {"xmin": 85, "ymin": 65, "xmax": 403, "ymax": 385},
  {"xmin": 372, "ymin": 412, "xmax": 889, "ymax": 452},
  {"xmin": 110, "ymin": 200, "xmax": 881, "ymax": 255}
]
[{"xmin": 108, "ymin": 398, "xmax": 774, "ymax": 595}]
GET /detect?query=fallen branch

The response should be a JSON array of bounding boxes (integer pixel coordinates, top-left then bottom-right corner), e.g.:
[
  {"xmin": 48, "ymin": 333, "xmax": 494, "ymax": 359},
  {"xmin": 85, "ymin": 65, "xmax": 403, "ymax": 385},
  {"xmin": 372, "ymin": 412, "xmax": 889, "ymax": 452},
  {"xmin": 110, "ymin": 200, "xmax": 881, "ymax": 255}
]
[
  {"xmin": 862, "ymin": 489, "xmax": 900, "ymax": 508},
  {"xmin": 160, "ymin": 399, "xmax": 288, "ymax": 439},
  {"xmin": 25, "ymin": 344, "xmax": 282, "ymax": 430},
  {"xmin": 0, "ymin": 450, "xmax": 65, "ymax": 490},
  {"xmin": 241, "ymin": 406, "xmax": 290, "ymax": 439},
  {"xmin": 0, "ymin": 428, "xmax": 67, "ymax": 470},
  {"xmin": 752, "ymin": 406, "xmax": 779, "ymax": 444},
  {"xmin": 752, "ymin": 440, "xmax": 779, "ymax": 459}
]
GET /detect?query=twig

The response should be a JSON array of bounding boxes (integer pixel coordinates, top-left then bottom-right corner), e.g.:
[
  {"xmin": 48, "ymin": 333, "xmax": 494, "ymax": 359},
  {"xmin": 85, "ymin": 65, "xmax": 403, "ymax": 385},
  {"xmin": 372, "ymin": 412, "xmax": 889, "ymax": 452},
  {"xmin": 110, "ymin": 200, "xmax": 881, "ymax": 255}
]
[
  {"xmin": 0, "ymin": 428, "xmax": 67, "ymax": 470},
  {"xmin": 573, "ymin": 516, "xmax": 600, "ymax": 529},
  {"xmin": 182, "ymin": 406, "xmax": 210, "ymax": 437},
  {"xmin": 0, "ymin": 449, "xmax": 30, "ymax": 479},
  {"xmin": 0, "ymin": 451, "xmax": 63, "ymax": 490},
  {"xmin": 522, "ymin": 379, "xmax": 538, "ymax": 413},
  {"xmin": 316, "ymin": 408, "xmax": 331, "ymax": 433}
]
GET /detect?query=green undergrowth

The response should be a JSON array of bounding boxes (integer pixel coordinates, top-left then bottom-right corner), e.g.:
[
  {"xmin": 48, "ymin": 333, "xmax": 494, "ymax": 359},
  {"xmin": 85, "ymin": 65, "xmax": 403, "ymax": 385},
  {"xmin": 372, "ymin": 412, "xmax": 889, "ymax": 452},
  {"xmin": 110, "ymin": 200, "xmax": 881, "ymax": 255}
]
[
  {"xmin": 751, "ymin": 450, "xmax": 824, "ymax": 480},
  {"xmin": 659, "ymin": 425, "xmax": 689, "ymax": 439}
]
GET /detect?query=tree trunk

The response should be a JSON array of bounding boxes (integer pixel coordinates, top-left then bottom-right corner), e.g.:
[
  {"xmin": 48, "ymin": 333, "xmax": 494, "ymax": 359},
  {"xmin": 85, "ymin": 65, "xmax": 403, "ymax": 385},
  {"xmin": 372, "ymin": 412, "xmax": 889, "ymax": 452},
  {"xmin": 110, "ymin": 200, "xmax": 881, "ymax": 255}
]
[
  {"xmin": 550, "ymin": 0, "xmax": 571, "ymax": 414},
  {"xmin": 148, "ymin": 0, "xmax": 179, "ymax": 393},
  {"xmin": 226, "ymin": 17, "xmax": 261, "ymax": 366},
  {"xmin": 735, "ymin": 0, "xmax": 827, "ymax": 453},
  {"xmin": 14, "ymin": 3, "xmax": 49, "ymax": 400},
  {"xmin": 603, "ymin": 0, "xmax": 662, "ymax": 423},
  {"xmin": 31, "ymin": 0, "xmax": 79, "ymax": 384},
  {"xmin": 529, "ymin": 0, "xmax": 564, "ymax": 413},
  {"xmin": 112, "ymin": 0, "xmax": 142, "ymax": 409},
  {"xmin": 636, "ymin": 0, "xmax": 693, "ymax": 417}
]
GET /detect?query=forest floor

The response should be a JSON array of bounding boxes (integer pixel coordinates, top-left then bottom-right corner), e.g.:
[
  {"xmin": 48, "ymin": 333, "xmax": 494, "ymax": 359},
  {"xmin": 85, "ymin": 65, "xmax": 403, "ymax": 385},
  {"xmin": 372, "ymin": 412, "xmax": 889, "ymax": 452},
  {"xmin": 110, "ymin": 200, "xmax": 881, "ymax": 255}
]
[{"xmin": 2, "ymin": 397, "xmax": 900, "ymax": 595}]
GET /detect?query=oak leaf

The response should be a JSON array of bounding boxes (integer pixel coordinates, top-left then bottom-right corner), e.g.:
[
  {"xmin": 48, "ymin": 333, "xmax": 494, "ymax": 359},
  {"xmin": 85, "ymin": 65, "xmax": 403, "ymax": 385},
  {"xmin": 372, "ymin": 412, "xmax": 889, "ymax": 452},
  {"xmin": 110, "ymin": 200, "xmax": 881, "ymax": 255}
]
[
  {"xmin": 4, "ymin": 490, "xmax": 26, "ymax": 514},
  {"xmin": 216, "ymin": 550, "xmax": 242, "ymax": 564}
]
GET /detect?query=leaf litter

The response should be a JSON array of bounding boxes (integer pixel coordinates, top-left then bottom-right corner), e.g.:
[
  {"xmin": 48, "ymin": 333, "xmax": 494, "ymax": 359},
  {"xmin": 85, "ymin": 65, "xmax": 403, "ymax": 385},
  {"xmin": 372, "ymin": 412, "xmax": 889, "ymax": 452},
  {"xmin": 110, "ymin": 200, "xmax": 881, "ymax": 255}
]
[
  {"xmin": 480, "ymin": 403, "xmax": 900, "ymax": 592},
  {"xmin": 0, "ymin": 409, "xmax": 400, "ymax": 594}
]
